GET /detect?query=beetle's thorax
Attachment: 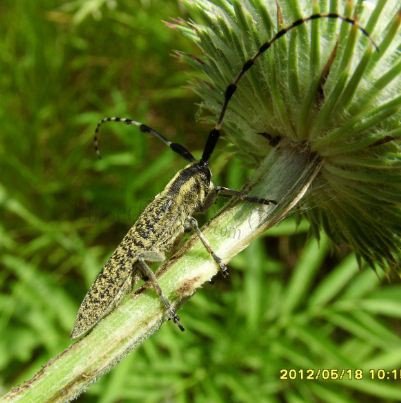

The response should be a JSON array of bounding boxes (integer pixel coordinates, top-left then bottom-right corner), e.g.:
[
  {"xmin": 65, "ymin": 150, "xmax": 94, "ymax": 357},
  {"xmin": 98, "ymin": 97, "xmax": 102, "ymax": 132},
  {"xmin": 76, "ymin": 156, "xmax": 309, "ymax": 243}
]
[{"xmin": 164, "ymin": 161, "xmax": 213, "ymax": 214}]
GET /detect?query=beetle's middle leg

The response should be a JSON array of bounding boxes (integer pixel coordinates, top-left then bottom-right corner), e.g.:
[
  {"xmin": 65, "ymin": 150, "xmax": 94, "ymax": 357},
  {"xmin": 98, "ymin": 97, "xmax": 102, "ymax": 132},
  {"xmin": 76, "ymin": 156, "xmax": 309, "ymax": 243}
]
[{"xmin": 186, "ymin": 216, "xmax": 229, "ymax": 278}]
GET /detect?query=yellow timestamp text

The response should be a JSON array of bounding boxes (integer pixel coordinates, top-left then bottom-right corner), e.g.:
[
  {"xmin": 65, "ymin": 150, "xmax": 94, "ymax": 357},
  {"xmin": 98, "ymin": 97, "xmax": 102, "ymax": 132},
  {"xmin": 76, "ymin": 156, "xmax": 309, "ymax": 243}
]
[{"xmin": 279, "ymin": 369, "xmax": 401, "ymax": 381}]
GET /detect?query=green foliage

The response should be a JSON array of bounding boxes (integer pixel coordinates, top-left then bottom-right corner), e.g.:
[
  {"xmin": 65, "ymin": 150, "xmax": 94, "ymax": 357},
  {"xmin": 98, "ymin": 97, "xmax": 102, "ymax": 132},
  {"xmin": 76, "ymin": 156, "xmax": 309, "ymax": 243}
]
[
  {"xmin": 1, "ymin": 1, "xmax": 401, "ymax": 402},
  {"xmin": 77, "ymin": 230, "xmax": 401, "ymax": 402},
  {"xmin": 0, "ymin": 0, "xmax": 196, "ymax": 395}
]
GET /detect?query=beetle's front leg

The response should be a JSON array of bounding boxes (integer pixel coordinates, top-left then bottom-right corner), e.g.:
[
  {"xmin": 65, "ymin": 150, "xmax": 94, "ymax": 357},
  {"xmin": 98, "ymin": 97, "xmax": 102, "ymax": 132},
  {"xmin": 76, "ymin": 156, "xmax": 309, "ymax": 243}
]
[{"xmin": 215, "ymin": 186, "xmax": 277, "ymax": 205}]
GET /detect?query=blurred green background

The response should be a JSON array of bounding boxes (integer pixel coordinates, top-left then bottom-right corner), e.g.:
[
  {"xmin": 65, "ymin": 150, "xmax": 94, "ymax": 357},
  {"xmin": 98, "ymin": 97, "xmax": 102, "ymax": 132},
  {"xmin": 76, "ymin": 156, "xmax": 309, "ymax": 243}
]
[{"xmin": 2, "ymin": 1, "xmax": 401, "ymax": 402}]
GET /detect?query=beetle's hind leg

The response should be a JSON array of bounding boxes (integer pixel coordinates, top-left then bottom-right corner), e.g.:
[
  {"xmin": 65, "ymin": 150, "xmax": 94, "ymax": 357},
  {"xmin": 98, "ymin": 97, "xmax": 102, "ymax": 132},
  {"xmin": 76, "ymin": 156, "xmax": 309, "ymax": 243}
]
[
  {"xmin": 133, "ymin": 250, "xmax": 166, "ymax": 283},
  {"xmin": 136, "ymin": 258, "xmax": 185, "ymax": 332}
]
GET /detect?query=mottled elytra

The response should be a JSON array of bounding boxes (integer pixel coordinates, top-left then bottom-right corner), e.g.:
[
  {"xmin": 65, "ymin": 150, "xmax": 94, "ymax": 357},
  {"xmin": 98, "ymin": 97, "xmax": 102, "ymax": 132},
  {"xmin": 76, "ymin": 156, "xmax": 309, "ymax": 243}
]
[{"xmin": 71, "ymin": 12, "xmax": 376, "ymax": 339}]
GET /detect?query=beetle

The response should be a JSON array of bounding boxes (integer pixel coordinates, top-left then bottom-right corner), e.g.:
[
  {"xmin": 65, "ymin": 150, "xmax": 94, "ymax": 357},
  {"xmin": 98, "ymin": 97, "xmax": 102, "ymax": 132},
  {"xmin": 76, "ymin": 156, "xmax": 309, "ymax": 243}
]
[{"xmin": 71, "ymin": 12, "xmax": 376, "ymax": 339}]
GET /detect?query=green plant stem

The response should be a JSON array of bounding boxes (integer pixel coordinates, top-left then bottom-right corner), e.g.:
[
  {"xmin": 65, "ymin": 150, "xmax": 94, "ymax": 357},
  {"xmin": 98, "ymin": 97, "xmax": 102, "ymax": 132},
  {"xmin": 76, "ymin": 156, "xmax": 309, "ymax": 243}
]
[{"xmin": 3, "ymin": 145, "xmax": 321, "ymax": 402}]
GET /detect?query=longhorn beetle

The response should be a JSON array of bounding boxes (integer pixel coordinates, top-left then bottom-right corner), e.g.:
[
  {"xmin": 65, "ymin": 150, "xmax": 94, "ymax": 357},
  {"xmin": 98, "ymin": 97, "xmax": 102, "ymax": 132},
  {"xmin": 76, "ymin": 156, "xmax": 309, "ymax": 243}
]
[{"xmin": 71, "ymin": 12, "xmax": 377, "ymax": 338}]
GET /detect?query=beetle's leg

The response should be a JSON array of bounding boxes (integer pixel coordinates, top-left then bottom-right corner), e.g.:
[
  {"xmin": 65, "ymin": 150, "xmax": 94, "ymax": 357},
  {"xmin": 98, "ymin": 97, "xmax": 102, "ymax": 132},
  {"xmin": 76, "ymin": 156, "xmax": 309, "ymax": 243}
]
[
  {"xmin": 133, "ymin": 250, "xmax": 165, "ymax": 283},
  {"xmin": 187, "ymin": 217, "xmax": 229, "ymax": 278},
  {"xmin": 137, "ymin": 258, "xmax": 185, "ymax": 332},
  {"xmin": 215, "ymin": 186, "xmax": 277, "ymax": 205}
]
